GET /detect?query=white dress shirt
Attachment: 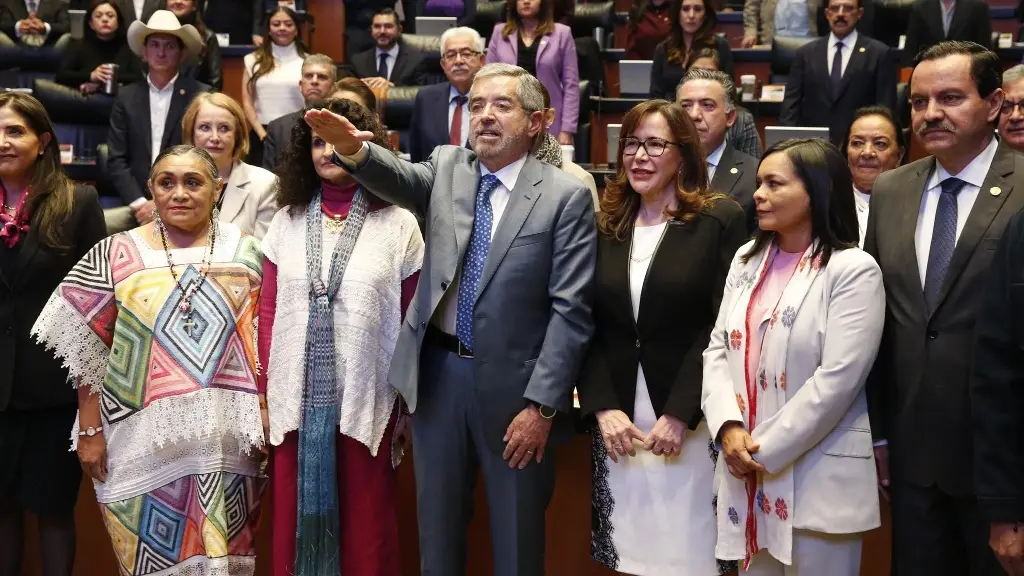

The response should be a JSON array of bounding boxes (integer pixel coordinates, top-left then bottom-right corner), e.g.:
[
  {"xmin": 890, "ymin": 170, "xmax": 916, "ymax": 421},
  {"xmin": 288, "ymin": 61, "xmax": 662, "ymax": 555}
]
[
  {"xmin": 914, "ymin": 135, "xmax": 998, "ymax": 286},
  {"xmin": 448, "ymin": 85, "xmax": 470, "ymax": 147},
  {"xmin": 705, "ymin": 140, "xmax": 726, "ymax": 181},
  {"xmin": 940, "ymin": 0, "xmax": 956, "ymax": 36},
  {"xmin": 375, "ymin": 44, "xmax": 400, "ymax": 81},
  {"xmin": 148, "ymin": 73, "xmax": 177, "ymax": 165},
  {"xmin": 827, "ymin": 29, "xmax": 858, "ymax": 79},
  {"xmin": 854, "ymin": 187, "xmax": 870, "ymax": 248},
  {"xmin": 15, "ymin": 0, "xmax": 51, "ymax": 39},
  {"xmin": 133, "ymin": 0, "xmax": 145, "ymax": 19}
]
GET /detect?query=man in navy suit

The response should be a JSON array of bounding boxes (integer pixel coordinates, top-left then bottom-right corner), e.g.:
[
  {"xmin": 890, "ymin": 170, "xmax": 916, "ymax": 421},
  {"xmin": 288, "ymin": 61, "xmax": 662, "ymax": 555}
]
[
  {"xmin": 779, "ymin": 0, "xmax": 897, "ymax": 146},
  {"xmin": 408, "ymin": 26, "xmax": 484, "ymax": 162}
]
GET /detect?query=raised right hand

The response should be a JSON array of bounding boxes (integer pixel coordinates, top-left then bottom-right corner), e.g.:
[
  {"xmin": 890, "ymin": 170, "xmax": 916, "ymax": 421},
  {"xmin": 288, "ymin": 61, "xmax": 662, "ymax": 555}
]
[
  {"xmin": 720, "ymin": 422, "xmax": 764, "ymax": 479},
  {"xmin": 741, "ymin": 35, "xmax": 758, "ymax": 48},
  {"xmin": 78, "ymin": 434, "xmax": 108, "ymax": 482},
  {"xmin": 303, "ymin": 108, "xmax": 376, "ymax": 156},
  {"xmin": 595, "ymin": 409, "xmax": 645, "ymax": 463}
]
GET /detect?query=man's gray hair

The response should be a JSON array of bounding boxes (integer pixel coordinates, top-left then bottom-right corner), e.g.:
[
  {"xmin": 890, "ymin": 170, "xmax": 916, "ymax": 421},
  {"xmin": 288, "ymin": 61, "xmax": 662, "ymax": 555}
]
[
  {"xmin": 440, "ymin": 26, "xmax": 485, "ymax": 54},
  {"xmin": 1005, "ymin": 64, "xmax": 1024, "ymax": 86},
  {"xmin": 678, "ymin": 68, "xmax": 736, "ymax": 113},
  {"xmin": 302, "ymin": 53, "xmax": 337, "ymax": 82},
  {"xmin": 472, "ymin": 63, "xmax": 546, "ymax": 113}
]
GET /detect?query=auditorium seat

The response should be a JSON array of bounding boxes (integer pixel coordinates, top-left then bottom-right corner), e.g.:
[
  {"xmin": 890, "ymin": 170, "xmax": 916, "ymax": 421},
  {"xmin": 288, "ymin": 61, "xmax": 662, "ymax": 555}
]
[
  {"xmin": 0, "ymin": 33, "xmax": 73, "ymax": 89},
  {"xmin": 466, "ymin": 1, "xmax": 506, "ymax": 40},
  {"xmin": 770, "ymin": 36, "xmax": 815, "ymax": 85},
  {"xmin": 575, "ymin": 78, "xmax": 591, "ymax": 164},
  {"xmin": 400, "ymin": 34, "xmax": 446, "ymax": 85},
  {"xmin": 381, "ymin": 84, "xmax": 420, "ymax": 153},
  {"xmin": 569, "ymin": 1, "xmax": 614, "ymax": 40}
]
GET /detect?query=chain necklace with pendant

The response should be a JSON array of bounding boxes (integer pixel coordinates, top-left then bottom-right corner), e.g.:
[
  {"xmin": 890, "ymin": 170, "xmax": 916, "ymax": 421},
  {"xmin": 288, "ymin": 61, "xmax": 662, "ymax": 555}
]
[{"xmin": 156, "ymin": 219, "xmax": 217, "ymax": 336}]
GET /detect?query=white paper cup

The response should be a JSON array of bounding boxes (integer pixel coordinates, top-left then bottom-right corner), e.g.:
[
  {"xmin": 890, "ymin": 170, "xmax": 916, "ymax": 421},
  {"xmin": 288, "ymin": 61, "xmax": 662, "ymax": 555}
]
[{"xmin": 560, "ymin": 144, "xmax": 575, "ymax": 165}]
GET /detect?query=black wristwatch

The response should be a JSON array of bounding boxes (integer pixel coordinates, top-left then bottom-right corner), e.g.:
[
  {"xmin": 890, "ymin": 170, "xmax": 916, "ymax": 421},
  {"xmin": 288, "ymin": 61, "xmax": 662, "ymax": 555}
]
[{"xmin": 534, "ymin": 403, "xmax": 557, "ymax": 419}]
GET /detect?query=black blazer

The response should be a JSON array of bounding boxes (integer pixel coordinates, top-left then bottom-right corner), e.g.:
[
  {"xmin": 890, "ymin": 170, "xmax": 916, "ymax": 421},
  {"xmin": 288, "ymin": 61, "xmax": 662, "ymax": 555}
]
[
  {"xmin": 865, "ymin": 143, "xmax": 1024, "ymax": 496},
  {"xmin": 112, "ymin": 0, "xmax": 160, "ymax": 22},
  {"xmin": 351, "ymin": 40, "xmax": 428, "ymax": 86},
  {"xmin": 0, "ymin": 185, "xmax": 106, "ymax": 412},
  {"xmin": 0, "ymin": 0, "xmax": 69, "ymax": 44},
  {"xmin": 780, "ymin": 33, "xmax": 896, "ymax": 147},
  {"xmin": 261, "ymin": 108, "xmax": 300, "ymax": 171},
  {"xmin": 649, "ymin": 35, "xmax": 734, "ymax": 100},
  {"xmin": 973, "ymin": 208, "xmax": 1024, "ymax": 523},
  {"xmin": 54, "ymin": 36, "xmax": 143, "ymax": 88},
  {"xmin": 903, "ymin": 0, "xmax": 992, "ymax": 63},
  {"xmin": 710, "ymin": 142, "xmax": 758, "ymax": 234},
  {"xmin": 577, "ymin": 200, "xmax": 747, "ymax": 428},
  {"xmin": 410, "ymin": 81, "xmax": 469, "ymax": 163},
  {"xmin": 106, "ymin": 76, "xmax": 210, "ymax": 205},
  {"xmin": 179, "ymin": 27, "xmax": 223, "ymax": 91}
]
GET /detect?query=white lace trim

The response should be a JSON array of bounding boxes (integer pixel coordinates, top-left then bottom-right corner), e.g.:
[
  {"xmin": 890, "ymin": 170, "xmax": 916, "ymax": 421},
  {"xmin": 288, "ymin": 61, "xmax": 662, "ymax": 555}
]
[
  {"xmin": 262, "ymin": 205, "xmax": 423, "ymax": 454},
  {"xmin": 31, "ymin": 291, "xmax": 111, "ymax": 395},
  {"xmin": 142, "ymin": 552, "xmax": 255, "ymax": 576}
]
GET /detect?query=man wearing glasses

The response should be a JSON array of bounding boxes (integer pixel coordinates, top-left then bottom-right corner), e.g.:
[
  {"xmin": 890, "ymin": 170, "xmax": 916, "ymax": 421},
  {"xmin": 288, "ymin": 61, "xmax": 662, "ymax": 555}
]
[
  {"xmin": 998, "ymin": 65, "xmax": 1024, "ymax": 152},
  {"xmin": 779, "ymin": 0, "xmax": 896, "ymax": 146},
  {"xmin": 409, "ymin": 27, "xmax": 485, "ymax": 162}
]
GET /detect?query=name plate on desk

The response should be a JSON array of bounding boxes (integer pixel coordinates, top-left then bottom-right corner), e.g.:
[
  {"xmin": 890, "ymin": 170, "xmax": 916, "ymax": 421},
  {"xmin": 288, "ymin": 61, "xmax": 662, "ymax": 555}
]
[
  {"xmin": 999, "ymin": 33, "xmax": 1013, "ymax": 49},
  {"xmin": 760, "ymin": 85, "xmax": 785, "ymax": 102},
  {"xmin": 59, "ymin": 144, "xmax": 73, "ymax": 165}
]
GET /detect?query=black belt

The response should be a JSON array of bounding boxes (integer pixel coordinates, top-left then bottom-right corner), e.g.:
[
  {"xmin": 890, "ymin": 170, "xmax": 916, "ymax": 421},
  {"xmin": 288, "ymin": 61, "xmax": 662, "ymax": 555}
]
[{"xmin": 425, "ymin": 324, "xmax": 473, "ymax": 358}]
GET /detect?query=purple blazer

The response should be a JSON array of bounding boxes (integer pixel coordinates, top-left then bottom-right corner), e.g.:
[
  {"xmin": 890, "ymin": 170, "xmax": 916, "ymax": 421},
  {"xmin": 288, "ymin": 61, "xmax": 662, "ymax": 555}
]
[{"xmin": 486, "ymin": 23, "xmax": 580, "ymax": 135}]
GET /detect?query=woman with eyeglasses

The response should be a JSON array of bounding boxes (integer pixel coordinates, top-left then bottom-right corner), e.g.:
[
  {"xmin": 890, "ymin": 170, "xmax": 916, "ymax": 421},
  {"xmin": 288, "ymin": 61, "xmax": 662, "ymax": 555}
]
[
  {"xmin": 650, "ymin": 0, "xmax": 734, "ymax": 100},
  {"xmin": 577, "ymin": 99, "xmax": 746, "ymax": 575}
]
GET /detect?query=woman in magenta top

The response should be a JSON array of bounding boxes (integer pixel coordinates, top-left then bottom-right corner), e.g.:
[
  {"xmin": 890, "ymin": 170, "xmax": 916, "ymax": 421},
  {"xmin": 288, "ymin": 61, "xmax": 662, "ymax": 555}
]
[
  {"xmin": 257, "ymin": 86, "xmax": 422, "ymax": 576},
  {"xmin": 486, "ymin": 0, "xmax": 579, "ymax": 144},
  {"xmin": 702, "ymin": 139, "xmax": 884, "ymax": 574}
]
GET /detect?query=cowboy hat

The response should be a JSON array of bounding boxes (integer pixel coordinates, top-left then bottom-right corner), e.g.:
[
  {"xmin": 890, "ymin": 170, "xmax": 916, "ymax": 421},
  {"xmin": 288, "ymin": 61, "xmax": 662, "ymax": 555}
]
[{"xmin": 127, "ymin": 10, "xmax": 203, "ymax": 59}]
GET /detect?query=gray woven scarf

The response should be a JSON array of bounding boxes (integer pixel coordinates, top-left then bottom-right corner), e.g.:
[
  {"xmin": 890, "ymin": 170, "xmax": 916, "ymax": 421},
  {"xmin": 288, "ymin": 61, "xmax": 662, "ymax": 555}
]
[{"xmin": 295, "ymin": 188, "xmax": 370, "ymax": 575}]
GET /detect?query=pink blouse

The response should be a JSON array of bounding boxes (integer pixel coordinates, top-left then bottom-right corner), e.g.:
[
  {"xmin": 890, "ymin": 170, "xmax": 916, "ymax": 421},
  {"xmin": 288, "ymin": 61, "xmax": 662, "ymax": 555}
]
[{"xmin": 745, "ymin": 247, "xmax": 803, "ymax": 390}]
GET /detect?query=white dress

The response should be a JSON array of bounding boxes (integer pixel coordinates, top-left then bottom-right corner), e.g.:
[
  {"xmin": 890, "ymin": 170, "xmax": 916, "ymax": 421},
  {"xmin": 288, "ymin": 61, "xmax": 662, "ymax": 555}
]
[
  {"xmin": 243, "ymin": 42, "xmax": 305, "ymax": 125},
  {"xmin": 591, "ymin": 222, "xmax": 727, "ymax": 576}
]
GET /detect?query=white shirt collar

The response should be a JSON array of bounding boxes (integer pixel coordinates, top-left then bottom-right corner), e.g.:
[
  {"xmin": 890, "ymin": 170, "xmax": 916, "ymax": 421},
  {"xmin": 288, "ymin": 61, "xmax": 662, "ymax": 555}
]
[
  {"xmin": 147, "ymin": 73, "xmax": 178, "ymax": 93},
  {"xmin": 829, "ymin": 28, "xmax": 858, "ymax": 50},
  {"xmin": 927, "ymin": 135, "xmax": 999, "ymax": 190},
  {"xmin": 853, "ymin": 186, "xmax": 871, "ymax": 208},
  {"xmin": 376, "ymin": 43, "xmax": 400, "ymax": 60},
  {"xmin": 481, "ymin": 154, "xmax": 528, "ymax": 192},
  {"xmin": 706, "ymin": 140, "xmax": 727, "ymax": 168},
  {"xmin": 449, "ymin": 84, "xmax": 469, "ymax": 102}
]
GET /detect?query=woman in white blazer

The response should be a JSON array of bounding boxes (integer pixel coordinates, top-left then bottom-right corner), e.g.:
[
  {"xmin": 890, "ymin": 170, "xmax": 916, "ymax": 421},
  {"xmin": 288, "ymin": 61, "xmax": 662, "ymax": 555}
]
[
  {"xmin": 702, "ymin": 138, "xmax": 885, "ymax": 575},
  {"xmin": 182, "ymin": 92, "xmax": 278, "ymax": 239}
]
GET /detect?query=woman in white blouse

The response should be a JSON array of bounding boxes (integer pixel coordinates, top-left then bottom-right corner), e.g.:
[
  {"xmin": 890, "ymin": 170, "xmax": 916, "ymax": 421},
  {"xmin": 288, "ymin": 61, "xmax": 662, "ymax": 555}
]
[
  {"xmin": 241, "ymin": 6, "xmax": 307, "ymax": 166},
  {"xmin": 183, "ymin": 92, "xmax": 278, "ymax": 239}
]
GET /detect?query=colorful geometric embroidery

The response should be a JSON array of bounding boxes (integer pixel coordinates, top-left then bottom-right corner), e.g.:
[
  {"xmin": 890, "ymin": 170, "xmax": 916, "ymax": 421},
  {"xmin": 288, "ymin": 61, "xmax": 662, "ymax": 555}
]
[
  {"xmin": 756, "ymin": 490, "xmax": 771, "ymax": 515},
  {"xmin": 775, "ymin": 498, "xmax": 789, "ymax": 520},
  {"xmin": 780, "ymin": 306, "xmax": 797, "ymax": 328},
  {"xmin": 728, "ymin": 507, "xmax": 740, "ymax": 525},
  {"xmin": 109, "ymin": 234, "xmax": 145, "ymax": 284},
  {"xmin": 105, "ymin": 308, "xmax": 152, "ymax": 414},
  {"xmin": 729, "ymin": 330, "xmax": 743, "ymax": 350},
  {"xmin": 232, "ymin": 235, "xmax": 263, "ymax": 276},
  {"xmin": 779, "ymin": 372, "xmax": 787, "ymax": 391},
  {"xmin": 758, "ymin": 370, "xmax": 768, "ymax": 390},
  {"xmin": 736, "ymin": 393, "xmax": 746, "ymax": 414}
]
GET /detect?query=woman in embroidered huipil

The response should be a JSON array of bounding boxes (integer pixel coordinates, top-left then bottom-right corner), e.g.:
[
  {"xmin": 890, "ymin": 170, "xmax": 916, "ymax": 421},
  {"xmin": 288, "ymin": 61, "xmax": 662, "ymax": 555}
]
[
  {"xmin": 577, "ymin": 99, "xmax": 746, "ymax": 575},
  {"xmin": 32, "ymin": 145, "xmax": 266, "ymax": 576},
  {"xmin": 701, "ymin": 138, "xmax": 885, "ymax": 575},
  {"xmin": 259, "ymin": 92, "xmax": 423, "ymax": 576}
]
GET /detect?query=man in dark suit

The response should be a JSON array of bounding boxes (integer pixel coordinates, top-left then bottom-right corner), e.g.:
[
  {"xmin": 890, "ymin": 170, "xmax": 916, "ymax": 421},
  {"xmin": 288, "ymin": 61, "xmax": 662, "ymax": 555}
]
[
  {"xmin": 308, "ymin": 63, "xmax": 595, "ymax": 576},
  {"xmin": 350, "ymin": 7, "xmax": 427, "ymax": 90},
  {"xmin": 780, "ymin": 0, "xmax": 896, "ymax": 147},
  {"xmin": 113, "ymin": 0, "xmax": 161, "ymax": 23},
  {"xmin": 105, "ymin": 11, "xmax": 208, "ymax": 233},
  {"xmin": 864, "ymin": 41, "xmax": 1023, "ymax": 576},
  {"xmin": 904, "ymin": 0, "xmax": 992, "ymax": 63},
  {"xmin": 409, "ymin": 26, "xmax": 484, "ymax": 162},
  {"xmin": 0, "ymin": 0, "xmax": 68, "ymax": 46},
  {"xmin": 262, "ymin": 53, "xmax": 336, "ymax": 171},
  {"xmin": 677, "ymin": 68, "xmax": 758, "ymax": 233}
]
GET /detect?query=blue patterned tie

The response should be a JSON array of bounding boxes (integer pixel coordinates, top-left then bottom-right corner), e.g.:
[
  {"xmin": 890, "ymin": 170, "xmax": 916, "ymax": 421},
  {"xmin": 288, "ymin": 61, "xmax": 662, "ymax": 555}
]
[
  {"xmin": 377, "ymin": 53, "xmax": 389, "ymax": 79},
  {"xmin": 831, "ymin": 41, "xmax": 844, "ymax": 92},
  {"xmin": 455, "ymin": 174, "xmax": 500, "ymax": 351},
  {"xmin": 924, "ymin": 177, "xmax": 966, "ymax": 311}
]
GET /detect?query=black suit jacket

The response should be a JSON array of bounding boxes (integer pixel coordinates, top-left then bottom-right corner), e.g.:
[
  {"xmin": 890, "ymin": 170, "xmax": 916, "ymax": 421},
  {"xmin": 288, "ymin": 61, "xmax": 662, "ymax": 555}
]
[
  {"xmin": 577, "ymin": 200, "xmax": 747, "ymax": 428},
  {"xmin": 113, "ymin": 0, "xmax": 160, "ymax": 22},
  {"xmin": 0, "ymin": 0, "xmax": 68, "ymax": 45},
  {"xmin": 351, "ymin": 41, "xmax": 427, "ymax": 86},
  {"xmin": 865, "ymin": 142, "xmax": 1024, "ymax": 496},
  {"xmin": 904, "ymin": 0, "xmax": 992, "ymax": 63},
  {"xmin": 179, "ymin": 27, "xmax": 223, "ymax": 91},
  {"xmin": 410, "ymin": 81, "xmax": 468, "ymax": 163},
  {"xmin": 710, "ymin": 143, "xmax": 758, "ymax": 234},
  {"xmin": 649, "ymin": 35, "xmax": 734, "ymax": 100},
  {"xmin": 106, "ymin": 76, "xmax": 210, "ymax": 205},
  {"xmin": 780, "ymin": 33, "xmax": 897, "ymax": 147},
  {"xmin": 0, "ymin": 185, "xmax": 106, "ymax": 412},
  {"xmin": 261, "ymin": 109, "xmax": 300, "ymax": 171}
]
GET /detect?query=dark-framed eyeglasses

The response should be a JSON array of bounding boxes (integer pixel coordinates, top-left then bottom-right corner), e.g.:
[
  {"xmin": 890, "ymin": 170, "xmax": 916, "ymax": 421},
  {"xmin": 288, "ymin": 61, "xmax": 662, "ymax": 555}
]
[
  {"xmin": 620, "ymin": 136, "xmax": 681, "ymax": 157},
  {"xmin": 442, "ymin": 49, "xmax": 481, "ymax": 62},
  {"xmin": 1001, "ymin": 99, "xmax": 1024, "ymax": 115}
]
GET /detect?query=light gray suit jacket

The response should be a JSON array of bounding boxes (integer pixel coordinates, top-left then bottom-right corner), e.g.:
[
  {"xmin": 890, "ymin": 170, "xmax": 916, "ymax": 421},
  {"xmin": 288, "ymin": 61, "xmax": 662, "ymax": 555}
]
[
  {"xmin": 218, "ymin": 161, "xmax": 278, "ymax": 240},
  {"xmin": 343, "ymin": 143, "xmax": 596, "ymax": 443}
]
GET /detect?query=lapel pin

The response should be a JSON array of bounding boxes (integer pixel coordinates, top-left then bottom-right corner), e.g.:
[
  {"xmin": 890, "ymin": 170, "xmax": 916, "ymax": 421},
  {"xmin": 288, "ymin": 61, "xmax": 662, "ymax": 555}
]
[
  {"xmin": 730, "ymin": 167, "xmax": 738, "ymax": 174},
  {"xmin": 859, "ymin": 47, "xmax": 866, "ymax": 53},
  {"xmin": 991, "ymin": 186, "xmax": 1002, "ymax": 196},
  {"xmin": 179, "ymin": 89, "xmax": 186, "ymax": 95}
]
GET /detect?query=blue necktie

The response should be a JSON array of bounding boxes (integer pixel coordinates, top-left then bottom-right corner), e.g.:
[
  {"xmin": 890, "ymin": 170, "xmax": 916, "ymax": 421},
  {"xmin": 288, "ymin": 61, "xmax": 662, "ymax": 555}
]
[
  {"xmin": 455, "ymin": 174, "xmax": 500, "ymax": 351},
  {"xmin": 923, "ymin": 177, "xmax": 966, "ymax": 311},
  {"xmin": 831, "ymin": 41, "xmax": 844, "ymax": 92},
  {"xmin": 377, "ymin": 53, "xmax": 389, "ymax": 79}
]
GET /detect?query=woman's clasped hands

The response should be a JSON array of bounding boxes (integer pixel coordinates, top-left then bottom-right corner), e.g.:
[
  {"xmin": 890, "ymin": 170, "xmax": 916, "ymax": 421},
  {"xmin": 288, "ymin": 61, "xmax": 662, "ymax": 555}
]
[{"xmin": 595, "ymin": 409, "xmax": 686, "ymax": 462}]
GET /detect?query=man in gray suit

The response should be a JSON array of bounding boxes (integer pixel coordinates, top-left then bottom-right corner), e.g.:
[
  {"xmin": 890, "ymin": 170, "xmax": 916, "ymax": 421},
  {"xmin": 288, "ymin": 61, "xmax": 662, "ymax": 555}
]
[
  {"xmin": 865, "ymin": 41, "xmax": 1024, "ymax": 576},
  {"xmin": 305, "ymin": 63, "xmax": 596, "ymax": 576}
]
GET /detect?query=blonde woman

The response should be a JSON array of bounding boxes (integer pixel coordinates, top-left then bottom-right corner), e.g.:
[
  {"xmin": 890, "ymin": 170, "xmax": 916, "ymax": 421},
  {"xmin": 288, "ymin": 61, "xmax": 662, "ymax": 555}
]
[{"xmin": 183, "ymin": 92, "xmax": 278, "ymax": 239}]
